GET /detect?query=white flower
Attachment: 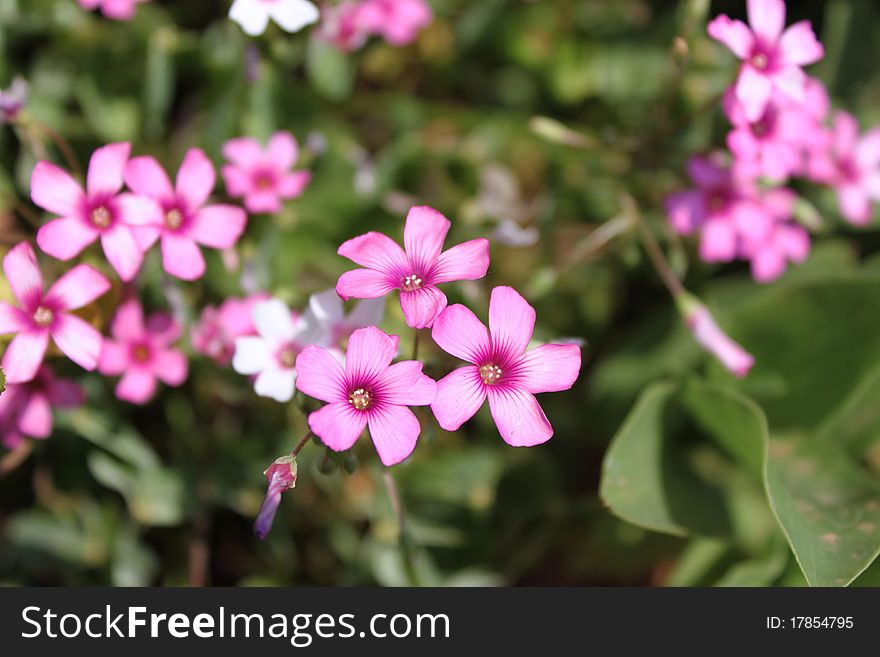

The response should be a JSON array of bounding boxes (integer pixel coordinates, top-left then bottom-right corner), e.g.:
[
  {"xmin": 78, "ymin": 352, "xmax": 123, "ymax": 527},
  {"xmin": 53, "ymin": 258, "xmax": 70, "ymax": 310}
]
[
  {"xmin": 229, "ymin": 0, "xmax": 320, "ymax": 37},
  {"xmin": 304, "ymin": 288, "xmax": 385, "ymax": 347},
  {"xmin": 232, "ymin": 299, "xmax": 324, "ymax": 402}
]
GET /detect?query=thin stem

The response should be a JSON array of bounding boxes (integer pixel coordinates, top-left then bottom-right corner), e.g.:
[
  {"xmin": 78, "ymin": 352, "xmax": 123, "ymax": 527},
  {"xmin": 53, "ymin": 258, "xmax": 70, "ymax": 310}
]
[
  {"xmin": 623, "ymin": 194, "xmax": 685, "ymax": 300},
  {"xmin": 292, "ymin": 430, "xmax": 313, "ymax": 458},
  {"xmin": 0, "ymin": 441, "xmax": 34, "ymax": 477},
  {"xmin": 382, "ymin": 468, "xmax": 421, "ymax": 586},
  {"xmin": 34, "ymin": 120, "xmax": 82, "ymax": 177}
]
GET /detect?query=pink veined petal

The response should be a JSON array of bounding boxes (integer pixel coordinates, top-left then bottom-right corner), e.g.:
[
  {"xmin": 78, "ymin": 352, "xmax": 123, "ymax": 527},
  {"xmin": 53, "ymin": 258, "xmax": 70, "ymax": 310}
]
[
  {"xmin": 344, "ymin": 326, "xmax": 399, "ymax": 385},
  {"xmin": 124, "ymin": 156, "xmax": 174, "ymax": 201},
  {"xmin": 45, "ymin": 264, "xmax": 110, "ymax": 311},
  {"xmin": 161, "ymin": 233, "xmax": 206, "ymax": 280},
  {"xmin": 116, "ymin": 367, "xmax": 158, "ymax": 404},
  {"xmin": 295, "ymin": 345, "xmax": 348, "ymax": 404},
  {"xmin": 336, "ymin": 268, "xmax": 398, "ymax": 301},
  {"xmin": 367, "ymin": 404, "xmax": 421, "ymax": 466},
  {"xmin": 736, "ymin": 66, "xmax": 774, "ymax": 123},
  {"xmin": 52, "ymin": 314, "xmax": 103, "ymax": 371},
  {"xmin": 18, "ymin": 392, "xmax": 53, "ymax": 439},
  {"xmin": 308, "ymin": 401, "xmax": 368, "ymax": 453},
  {"xmin": 111, "ymin": 298, "xmax": 144, "ymax": 339},
  {"xmin": 115, "ymin": 192, "xmax": 163, "ymax": 227},
  {"xmin": 277, "ymin": 171, "xmax": 311, "ymax": 198},
  {"xmin": 337, "ymin": 231, "xmax": 408, "ymax": 274},
  {"xmin": 86, "ymin": 142, "xmax": 130, "ymax": 198},
  {"xmin": 487, "ymin": 387, "xmax": 553, "ymax": 447},
  {"xmin": 403, "ymin": 206, "xmax": 450, "ymax": 271},
  {"xmin": 36, "ymin": 216, "xmax": 99, "ymax": 261},
  {"xmin": 431, "ymin": 238, "xmax": 490, "ymax": 284},
  {"xmin": 3, "ymin": 242, "xmax": 44, "ymax": 310},
  {"xmin": 839, "ymin": 184, "xmax": 872, "ymax": 225},
  {"xmin": 374, "ymin": 360, "xmax": 437, "ymax": 406},
  {"xmin": 100, "ymin": 224, "xmax": 144, "ymax": 282},
  {"xmin": 98, "ymin": 340, "xmax": 129, "ymax": 376},
  {"xmin": 779, "ymin": 21, "xmax": 824, "ymax": 67},
  {"xmin": 2, "ymin": 330, "xmax": 50, "ymax": 384},
  {"xmin": 431, "ymin": 304, "xmax": 490, "ymax": 364},
  {"xmin": 515, "ymin": 344, "xmax": 582, "ymax": 394},
  {"xmin": 221, "ymin": 164, "xmax": 253, "ymax": 198},
  {"xmin": 398, "ymin": 285, "xmax": 447, "ymax": 329},
  {"xmin": 707, "ymin": 15, "xmax": 755, "ymax": 60},
  {"xmin": 222, "ymin": 137, "xmax": 264, "ymax": 167},
  {"xmin": 488, "ymin": 286, "xmax": 536, "ymax": 361},
  {"xmin": 30, "ymin": 161, "xmax": 84, "ymax": 216},
  {"xmin": 267, "ymin": 131, "xmax": 299, "ymax": 170},
  {"xmin": 188, "ymin": 205, "xmax": 247, "ymax": 249},
  {"xmin": 153, "ymin": 349, "xmax": 188, "ymax": 386},
  {"xmin": 175, "ymin": 148, "xmax": 216, "ymax": 211},
  {"xmin": 747, "ymin": 0, "xmax": 786, "ymax": 43},
  {"xmin": 0, "ymin": 302, "xmax": 27, "ymax": 335},
  {"xmin": 431, "ymin": 366, "xmax": 487, "ymax": 431}
]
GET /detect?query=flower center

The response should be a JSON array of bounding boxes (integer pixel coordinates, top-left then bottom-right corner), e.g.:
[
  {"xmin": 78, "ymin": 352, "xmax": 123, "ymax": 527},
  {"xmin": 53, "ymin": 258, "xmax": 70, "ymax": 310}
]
[
  {"xmin": 278, "ymin": 345, "xmax": 298, "ymax": 369},
  {"xmin": 33, "ymin": 306, "xmax": 54, "ymax": 327},
  {"xmin": 479, "ymin": 363, "xmax": 503, "ymax": 385},
  {"xmin": 91, "ymin": 206, "xmax": 112, "ymax": 229},
  {"xmin": 132, "ymin": 343, "xmax": 151, "ymax": 363},
  {"xmin": 348, "ymin": 387, "xmax": 372, "ymax": 411},
  {"xmin": 751, "ymin": 53, "xmax": 769, "ymax": 70},
  {"xmin": 707, "ymin": 191, "xmax": 727, "ymax": 213},
  {"xmin": 752, "ymin": 119, "xmax": 769, "ymax": 138},
  {"xmin": 254, "ymin": 173, "xmax": 274, "ymax": 190},
  {"xmin": 402, "ymin": 274, "xmax": 423, "ymax": 292},
  {"xmin": 165, "ymin": 208, "xmax": 184, "ymax": 230}
]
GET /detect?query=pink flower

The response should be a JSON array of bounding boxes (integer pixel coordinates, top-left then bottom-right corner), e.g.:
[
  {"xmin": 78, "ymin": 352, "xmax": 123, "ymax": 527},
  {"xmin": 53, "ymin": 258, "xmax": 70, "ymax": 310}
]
[
  {"xmin": 356, "ymin": 0, "xmax": 432, "ymax": 47},
  {"xmin": 98, "ymin": 298, "xmax": 188, "ymax": 404},
  {"xmin": 684, "ymin": 303, "xmax": 754, "ymax": 378},
  {"xmin": 315, "ymin": 1, "xmax": 369, "ymax": 52},
  {"xmin": 295, "ymin": 326, "xmax": 436, "ymax": 466},
  {"xmin": 229, "ymin": 0, "xmax": 320, "ymax": 36},
  {"xmin": 0, "ymin": 77, "xmax": 28, "ymax": 124},
  {"xmin": 336, "ymin": 206, "xmax": 490, "ymax": 329},
  {"xmin": 740, "ymin": 188, "xmax": 809, "ymax": 282},
  {"xmin": 0, "ymin": 243, "xmax": 110, "ymax": 384},
  {"xmin": 123, "ymin": 148, "xmax": 248, "ymax": 281},
  {"xmin": 0, "ymin": 365, "xmax": 85, "ymax": 450},
  {"xmin": 33, "ymin": 143, "xmax": 158, "ymax": 282},
  {"xmin": 192, "ymin": 293, "xmax": 269, "ymax": 366},
  {"xmin": 305, "ymin": 287, "xmax": 385, "ymax": 348},
  {"xmin": 78, "ymin": 0, "xmax": 149, "ymax": 20},
  {"xmin": 221, "ymin": 132, "xmax": 312, "ymax": 214},
  {"xmin": 430, "ymin": 287, "xmax": 582, "ymax": 447},
  {"xmin": 808, "ymin": 112, "xmax": 880, "ymax": 225},
  {"xmin": 708, "ymin": 0, "xmax": 824, "ymax": 122},
  {"xmin": 254, "ymin": 455, "xmax": 297, "ymax": 540}
]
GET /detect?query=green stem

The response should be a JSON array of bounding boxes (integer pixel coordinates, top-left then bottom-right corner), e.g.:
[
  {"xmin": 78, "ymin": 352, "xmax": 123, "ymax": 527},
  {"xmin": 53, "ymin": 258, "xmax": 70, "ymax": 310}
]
[
  {"xmin": 623, "ymin": 194, "xmax": 685, "ymax": 301},
  {"xmin": 382, "ymin": 468, "xmax": 421, "ymax": 586}
]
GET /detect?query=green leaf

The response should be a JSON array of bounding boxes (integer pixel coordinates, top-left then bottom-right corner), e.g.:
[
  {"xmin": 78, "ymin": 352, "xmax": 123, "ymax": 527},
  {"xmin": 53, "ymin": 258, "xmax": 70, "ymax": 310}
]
[{"xmin": 305, "ymin": 38, "xmax": 354, "ymax": 102}]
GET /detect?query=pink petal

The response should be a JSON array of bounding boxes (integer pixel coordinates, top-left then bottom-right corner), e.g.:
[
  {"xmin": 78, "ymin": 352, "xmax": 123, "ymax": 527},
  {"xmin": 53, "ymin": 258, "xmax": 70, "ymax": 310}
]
[
  {"xmin": 36, "ymin": 217, "xmax": 99, "ymax": 261},
  {"xmin": 687, "ymin": 156, "xmax": 729, "ymax": 188},
  {"xmin": 116, "ymin": 368, "xmax": 158, "ymax": 404},
  {"xmin": 778, "ymin": 225, "xmax": 810, "ymax": 262},
  {"xmin": 516, "ymin": 344, "xmax": 582, "ymax": 394},
  {"xmin": 430, "ymin": 303, "xmax": 490, "ymax": 364},
  {"xmin": 98, "ymin": 340, "xmax": 129, "ymax": 376},
  {"xmin": 161, "ymin": 234, "xmax": 206, "ymax": 280},
  {"xmin": 398, "ymin": 285, "xmax": 447, "ymax": 329},
  {"xmin": 374, "ymin": 360, "xmax": 437, "ymax": 406},
  {"xmin": 222, "ymin": 137, "xmax": 264, "ymax": 167},
  {"xmin": 779, "ymin": 21, "xmax": 823, "ymax": 67},
  {"xmin": 367, "ymin": 404, "xmax": 421, "ymax": 466},
  {"xmin": 30, "ymin": 161, "xmax": 84, "ymax": 216},
  {"xmin": 747, "ymin": 0, "xmax": 786, "ymax": 43},
  {"xmin": 839, "ymin": 184, "xmax": 872, "ymax": 225},
  {"xmin": 221, "ymin": 165, "xmax": 252, "ymax": 198},
  {"xmin": 45, "ymin": 264, "xmax": 110, "ymax": 311},
  {"xmin": 699, "ymin": 219, "xmax": 738, "ymax": 262},
  {"xmin": 403, "ymin": 206, "xmax": 450, "ymax": 270},
  {"xmin": 175, "ymin": 148, "xmax": 215, "ymax": 211},
  {"xmin": 345, "ymin": 326, "xmax": 398, "ymax": 384},
  {"xmin": 124, "ymin": 156, "xmax": 174, "ymax": 201},
  {"xmin": 0, "ymin": 302, "xmax": 27, "ymax": 335},
  {"xmin": 278, "ymin": 171, "xmax": 311, "ymax": 198},
  {"xmin": 47, "ymin": 377, "xmax": 85, "ymax": 408},
  {"xmin": 2, "ymin": 330, "xmax": 49, "ymax": 383},
  {"xmin": 487, "ymin": 387, "xmax": 553, "ymax": 447},
  {"xmin": 308, "ymin": 401, "xmax": 367, "ymax": 452},
  {"xmin": 431, "ymin": 238, "xmax": 490, "ymax": 284},
  {"xmin": 295, "ymin": 345, "xmax": 347, "ymax": 403},
  {"xmin": 687, "ymin": 307, "xmax": 755, "ymax": 376},
  {"xmin": 336, "ymin": 268, "xmax": 397, "ymax": 301},
  {"xmin": 111, "ymin": 298, "xmax": 144, "ymax": 339},
  {"xmin": 52, "ymin": 314, "xmax": 103, "ymax": 371},
  {"xmin": 132, "ymin": 226, "xmax": 161, "ymax": 251},
  {"xmin": 832, "ymin": 111, "xmax": 860, "ymax": 155},
  {"xmin": 100, "ymin": 224, "xmax": 143, "ymax": 281},
  {"xmin": 665, "ymin": 190, "xmax": 705, "ymax": 235},
  {"xmin": 707, "ymin": 15, "xmax": 755, "ymax": 60},
  {"xmin": 189, "ymin": 205, "xmax": 247, "ymax": 249},
  {"xmin": 115, "ymin": 192, "xmax": 163, "ymax": 227},
  {"xmin": 338, "ymin": 231, "xmax": 408, "ymax": 274},
  {"xmin": 736, "ymin": 66, "xmax": 773, "ymax": 123},
  {"xmin": 244, "ymin": 190, "xmax": 282, "ymax": 214},
  {"xmin": 86, "ymin": 142, "xmax": 130, "ymax": 198},
  {"xmin": 18, "ymin": 392, "xmax": 52, "ymax": 439},
  {"xmin": 488, "ymin": 286, "xmax": 536, "ymax": 361},
  {"xmin": 772, "ymin": 66, "xmax": 807, "ymax": 103},
  {"xmin": 146, "ymin": 312, "xmax": 181, "ymax": 345},
  {"xmin": 153, "ymin": 349, "xmax": 188, "ymax": 386},
  {"xmin": 267, "ymin": 131, "xmax": 299, "ymax": 170},
  {"xmin": 3, "ymin": 242, "xmax": 44, "ymax": 310},
  {"xmin": 431, "ymin": 366, "xmax": 487, "ymax": 431},
  {"xmin": 856, "ymin": 128, "xmax": 880, "ymax": 170},
  {"xmin": 751, "ymin": 249, "xmax": 786, "ymax": 283}
]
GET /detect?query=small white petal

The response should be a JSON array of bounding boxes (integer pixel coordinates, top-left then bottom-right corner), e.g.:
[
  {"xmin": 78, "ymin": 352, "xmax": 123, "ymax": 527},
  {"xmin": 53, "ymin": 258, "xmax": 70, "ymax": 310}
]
[
  {"xmin": 229, "ymin": 0, "xmax": 272, "ymax": 36},
  {"xmin": 232, "ymin": 336, "xmax": 271, "ymax": 375},
  {"xmin": 269, "ymin": 0, "xmax": 320, "ymax": 33},
  {"xmin": 307, "ymin": 288, "xmax": 345, "ymax": 326},
  {"xmin": 344, "ymin": 297, "xmax": 386, "ymax": 332},
  {"xmin": 255, "ymin": 367, "xmax": 296, "ymax": 402},
  {"xmin": 253, "ymin": 298, "xmax": 297, "ymax": 341}
]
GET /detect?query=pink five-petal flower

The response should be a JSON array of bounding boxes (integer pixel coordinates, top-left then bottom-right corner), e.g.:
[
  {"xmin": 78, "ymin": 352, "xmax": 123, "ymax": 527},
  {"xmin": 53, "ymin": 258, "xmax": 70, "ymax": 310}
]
[
  {"xmin": 430, "ymin": 286, "xmax": 582, "ymax": 447},
  {"xmin": 123, "ymin": 148, "xmax": 248, "ymax": 281},
  {"xmin": 33, "ymin": 142, "xmax": 158, "ymax": 282},
  {"xmin": 684, "ymin": 303, "xmax": 754, "ymax": 378},
  {"xmin": 0, "ymin": 365, "xmax": 85, "ymax": 449},
  {"xmin": 0, "ymin": 243, "xmax": 110, "ymax": 384},
  {"xmin": 336, "ymin": 206, "xmax": 490, "ymax": 329},
  {"xmin": 740, "ymin": 188, "xmax": 810, "ymax": 282},
  {"xmin": 98, "ymin": 298, "xmax": 188, "ymax": 404},
  {"xmin": 192, "ymin": 293, "xmax": 270, "ymax": 366},
  {"xmin": 316, "ymin": 1, "xmax": 369, "ymax": 52},
  {"xmin": 295, "ymin": 326, "xmax": 437, "ymax": 466},
  {"xmin": 708, "ymin": 0, "xmax": 824, "ymax": 122},
  {"xmin": 221, "ymin": 132, "xmax": 312, "ymax": 214},
  {"xmin": 78, "ymin": 0, "xmax": 149, "ymax": 21},
  {"xmin": 355, "ymin": 0, "xmax": 433, "ymax": 47}
]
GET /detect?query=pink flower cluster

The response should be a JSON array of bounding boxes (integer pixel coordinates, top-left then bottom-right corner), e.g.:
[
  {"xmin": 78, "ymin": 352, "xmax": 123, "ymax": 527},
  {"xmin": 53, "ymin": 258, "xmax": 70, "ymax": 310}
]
[
  {"xmin": 667, "ymin": 0, "xmax": 880, "ymax": 283},
  {"xmin": 316, "ymin": 0, "xmax": 432, "ymax": 52}
]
